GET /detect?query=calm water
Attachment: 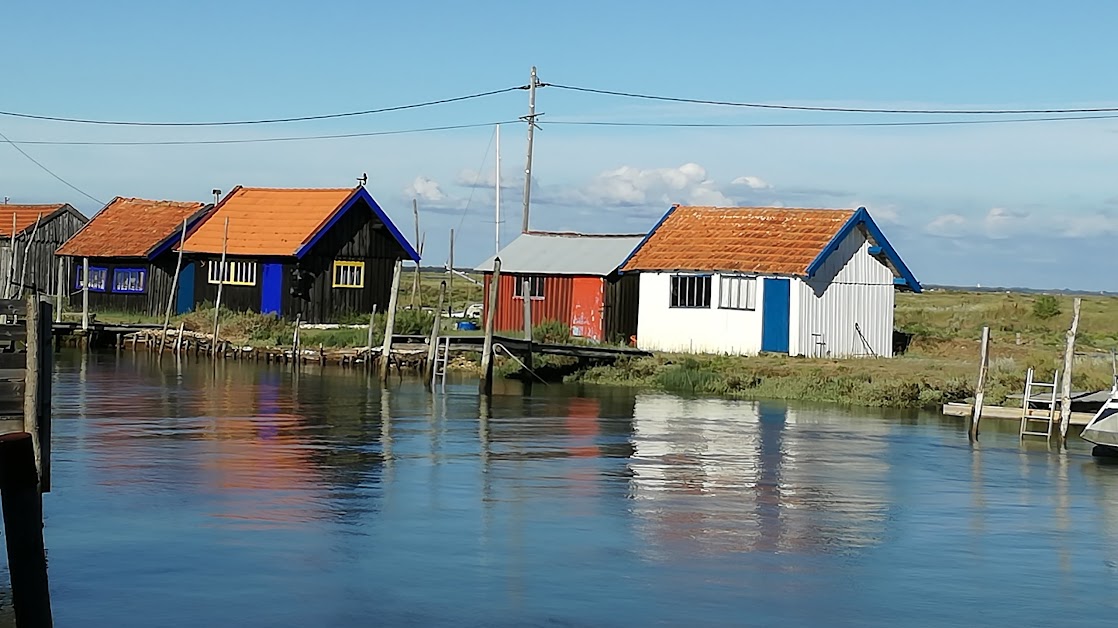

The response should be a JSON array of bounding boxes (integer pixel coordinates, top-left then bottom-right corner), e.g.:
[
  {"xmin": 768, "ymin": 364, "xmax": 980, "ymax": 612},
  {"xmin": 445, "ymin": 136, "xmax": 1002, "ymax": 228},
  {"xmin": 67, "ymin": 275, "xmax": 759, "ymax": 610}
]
[{"xmin": 9, "ymin": 351, "xmax": 1118, "ymax": 626}]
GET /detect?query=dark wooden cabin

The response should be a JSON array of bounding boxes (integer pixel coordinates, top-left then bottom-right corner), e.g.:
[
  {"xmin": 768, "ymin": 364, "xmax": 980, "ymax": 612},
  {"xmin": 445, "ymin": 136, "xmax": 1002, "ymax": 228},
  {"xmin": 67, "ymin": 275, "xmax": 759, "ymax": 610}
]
[
  {"xmin": 179, "ymin": 185, "xmax": 419, "ymax": 323},
  {"xmin": 475, "ymin": 232, "xmax": 644, "ymax": 344},
  {"xmin": 55, "ymin": 197, "xmax": 214, "ymax": 316},
  {"xmin": 0, "ymin": 203, "xmax": 88, "ymax": 300}
]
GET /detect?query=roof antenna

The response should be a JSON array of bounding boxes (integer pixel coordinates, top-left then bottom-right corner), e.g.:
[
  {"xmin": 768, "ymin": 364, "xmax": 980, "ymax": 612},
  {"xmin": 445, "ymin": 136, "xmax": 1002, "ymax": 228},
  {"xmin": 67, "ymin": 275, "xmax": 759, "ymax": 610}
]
[
  {"xmin": 357, "ymin": 173, "xmax": 368, "ymax": 187},
  {"xmin": 212, "ymin": 189, "xmax": 221, "ymax": 205}
]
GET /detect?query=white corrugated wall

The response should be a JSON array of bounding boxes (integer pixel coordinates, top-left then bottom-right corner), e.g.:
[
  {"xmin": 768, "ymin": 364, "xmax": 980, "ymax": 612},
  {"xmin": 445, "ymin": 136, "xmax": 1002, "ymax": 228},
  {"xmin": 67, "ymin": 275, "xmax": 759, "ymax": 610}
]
[{"xmin": 794, "ymin": 226, "xmax": 896, "ymax": 358}]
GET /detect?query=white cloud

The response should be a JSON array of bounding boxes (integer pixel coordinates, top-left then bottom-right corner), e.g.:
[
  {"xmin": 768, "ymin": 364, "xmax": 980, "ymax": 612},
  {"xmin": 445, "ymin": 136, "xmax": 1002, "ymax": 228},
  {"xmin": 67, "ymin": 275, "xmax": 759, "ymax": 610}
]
[
  {"xmin": 403, "ymin": 176, "xmax": 445, "ymax": 203},
  {"xmin": 924, "ymin": 213, "xmax": 968, "ymax": 237},
  {"xmin": 866, "ymin": 205, "xmax": 901, "ymax": 224},
  {"xmin": 579, "ymin": 163, "xmax": 733, "ymax": 208},
  {"xmin": 731, "ymin": 175, "xmax": 772, "ymax": 190},
  {"xmin": 983, "ymin": 207, "xmax": 1030, "ymax": 239}
]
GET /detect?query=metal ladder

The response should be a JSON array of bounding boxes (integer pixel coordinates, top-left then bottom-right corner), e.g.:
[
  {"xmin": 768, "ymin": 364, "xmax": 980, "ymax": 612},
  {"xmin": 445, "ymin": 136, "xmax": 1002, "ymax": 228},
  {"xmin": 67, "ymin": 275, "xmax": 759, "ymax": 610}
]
[
  {"xmin": 1020, "ymin": 367, "xmax": 1060, "ymax": 439},
  {"xmin": 431, "ymin": 335, "xmax": 451, "ymax": 390}
]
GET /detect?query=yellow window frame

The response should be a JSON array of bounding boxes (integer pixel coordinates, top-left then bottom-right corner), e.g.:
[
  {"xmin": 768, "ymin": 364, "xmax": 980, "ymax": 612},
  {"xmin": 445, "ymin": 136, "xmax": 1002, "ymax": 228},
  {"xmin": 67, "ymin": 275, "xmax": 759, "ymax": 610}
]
[{"xmin": 332, "ymin": 260, "xmax": 365, "ymax": 288}]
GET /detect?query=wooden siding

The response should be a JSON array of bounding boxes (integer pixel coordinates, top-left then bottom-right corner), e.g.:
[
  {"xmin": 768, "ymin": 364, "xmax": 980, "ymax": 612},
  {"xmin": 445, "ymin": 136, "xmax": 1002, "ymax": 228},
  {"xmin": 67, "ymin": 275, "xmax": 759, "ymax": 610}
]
[
  {"xmin": 63, "ymin": 256, "xmax": 186, "ymax": 317},
  {"xmin": 189, "ymin": 197, "xmax": 409, "ymax": 323},
  {"xmin": 604, "ymin": 272, "xmax": 639, "ymax": 343},
  {"xmin": 1, "ymin": 211, "xmax": 87, "ymax": 300}
]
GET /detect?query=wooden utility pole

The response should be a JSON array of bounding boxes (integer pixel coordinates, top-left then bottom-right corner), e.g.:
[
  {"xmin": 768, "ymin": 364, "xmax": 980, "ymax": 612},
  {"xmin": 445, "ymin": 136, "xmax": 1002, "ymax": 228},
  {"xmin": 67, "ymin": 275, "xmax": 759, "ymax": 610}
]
[
  {"xmin": 211, "ymin": 217, "xmax": 230, "ymax": 359},
  {"xmin": 521, "ymin": 66, "xmax": 539, "ymax": 234},
  {"xmin": 380, "ymin": 260, "xmax": 403, "ymax": 382},
  {"xmin": 969, "ymin": 326, "xmax": 990, "ymax": 440},
  {"xmin": 159, "ymin": 217, "xmax": 188, "ymax": 355},
  {"xmin": 410, "ymin": 199, "xmax": 421, "ymax": 308},
  {"xmin": 522, "ymin": 279, "xmax": 534, "ymax": 373},
  {"xmin": 1059, "ymin": 298, "xmax": 1082, "ymax": 440},
  {"xmin": 425, "ymin": 281, "xmax": 447, "ymax": 386},
  {"xmin": 479, "ymin": 258, "xmax": 501, "ymax": 395}
]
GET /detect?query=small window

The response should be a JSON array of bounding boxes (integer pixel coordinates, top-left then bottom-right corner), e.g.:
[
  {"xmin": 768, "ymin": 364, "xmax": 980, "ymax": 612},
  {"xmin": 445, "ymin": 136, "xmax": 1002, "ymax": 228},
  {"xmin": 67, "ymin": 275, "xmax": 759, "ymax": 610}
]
[
  {"xmin": 514, "ymin": 276, "xmax": 545, "ymax": 299},
  {"xmin": 719, "ymin": 275, "xmax": 756, "ymax": 311},
  {"xmin": 75, "ymin": 266, "xmax": 108, "ymax": 292},
  {"xmin": 112, "ymin": 268, "xmax": 147, "ymax": 294},
  {"xmin": 332, "ymin": 261, "xmax": 365, "ymax": 288},
  {"xmin": 670, "ymin": 275, "xmax": 711, "ymax": 308},
  {"xmin": 208, "ymin": 260, "xmax": 257, "ymax": 286}
]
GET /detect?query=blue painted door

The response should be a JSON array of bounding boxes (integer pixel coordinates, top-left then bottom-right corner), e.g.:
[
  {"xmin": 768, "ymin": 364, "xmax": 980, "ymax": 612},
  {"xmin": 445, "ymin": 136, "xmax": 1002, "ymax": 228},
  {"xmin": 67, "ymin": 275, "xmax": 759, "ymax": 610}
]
[
  {"xmin": 261, "ymin": 263, "xmax": 283, "ymax": 315},
  {"xmin": 761, "ymin": 278, "xmax": 791, "ymax": 353},
  {"xmin": 175, "ymin": 263, "xmax": 195, "ymax": 314}
]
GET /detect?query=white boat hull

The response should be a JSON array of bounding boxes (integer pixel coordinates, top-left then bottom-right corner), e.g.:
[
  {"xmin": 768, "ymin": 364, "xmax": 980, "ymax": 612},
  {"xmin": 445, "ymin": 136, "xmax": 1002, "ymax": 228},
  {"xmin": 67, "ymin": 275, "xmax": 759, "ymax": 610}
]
[{"xmin": 1080, "ymin": 388, "xmax": 1118, "ymax": 454}]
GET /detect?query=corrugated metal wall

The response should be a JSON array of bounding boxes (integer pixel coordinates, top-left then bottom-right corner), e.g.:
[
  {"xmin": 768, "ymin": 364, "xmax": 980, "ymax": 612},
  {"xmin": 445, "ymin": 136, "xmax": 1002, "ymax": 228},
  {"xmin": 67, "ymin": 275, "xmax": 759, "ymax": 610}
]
[
  {"xmin": 484, "ymin": 273, "xmax": 576, "ymax": 335},
  {"xmin": 795, "ymin": 227, "xmax": 896, "ymax": 358}
]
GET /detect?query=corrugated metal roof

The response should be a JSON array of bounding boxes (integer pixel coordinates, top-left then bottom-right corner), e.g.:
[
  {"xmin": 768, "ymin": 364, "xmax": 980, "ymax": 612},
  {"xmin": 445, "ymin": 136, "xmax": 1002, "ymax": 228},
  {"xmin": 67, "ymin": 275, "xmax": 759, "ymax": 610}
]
[
  {"xmin": 621, "ymin": 206, "xmax": 855, "ymax": 275},
  {"xmin": 475, "ymin": 231, "xmax": 646, "ymax": 276}
]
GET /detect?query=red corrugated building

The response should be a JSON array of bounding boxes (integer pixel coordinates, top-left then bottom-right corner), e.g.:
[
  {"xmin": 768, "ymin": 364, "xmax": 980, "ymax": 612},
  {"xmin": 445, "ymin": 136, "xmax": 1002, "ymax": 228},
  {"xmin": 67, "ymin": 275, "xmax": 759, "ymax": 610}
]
[{"xmin": 475, "ymin": 231, "xmax": 645, "ymax": 343}]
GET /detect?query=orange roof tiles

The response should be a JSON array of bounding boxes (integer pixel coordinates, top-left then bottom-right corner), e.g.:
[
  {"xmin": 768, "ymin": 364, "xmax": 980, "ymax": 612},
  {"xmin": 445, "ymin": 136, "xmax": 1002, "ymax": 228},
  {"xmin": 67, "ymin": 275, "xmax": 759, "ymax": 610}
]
[
  {"xmin": 0, "ymin": 204, "xmax": 70, "ymax": 236},
  {"xmin": 56, "ymin": 197, "xmax": 209, "ymax": 258},
  {"xmin": 622, "ymin": 206, "xmax": 856, "ymax": 275},
  {"xmin": 180, "ymin": 187, "xmax": 358, "ymax": 257}
]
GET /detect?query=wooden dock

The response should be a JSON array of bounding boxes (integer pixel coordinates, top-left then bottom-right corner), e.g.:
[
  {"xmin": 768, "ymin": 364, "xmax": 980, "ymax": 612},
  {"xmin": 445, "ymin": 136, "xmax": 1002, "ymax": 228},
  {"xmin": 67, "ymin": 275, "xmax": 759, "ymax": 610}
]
[{"xmin": 942, "ymin": 402, "xmax": 1094, "ymax": 427}]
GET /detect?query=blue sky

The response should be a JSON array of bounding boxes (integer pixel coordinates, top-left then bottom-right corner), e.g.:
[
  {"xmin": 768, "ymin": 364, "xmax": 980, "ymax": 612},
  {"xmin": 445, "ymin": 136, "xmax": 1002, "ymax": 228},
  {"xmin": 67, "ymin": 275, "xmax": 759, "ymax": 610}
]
[{"xmin": 3, "ymin": 1, "xmax": 1117, "ymax": 290}]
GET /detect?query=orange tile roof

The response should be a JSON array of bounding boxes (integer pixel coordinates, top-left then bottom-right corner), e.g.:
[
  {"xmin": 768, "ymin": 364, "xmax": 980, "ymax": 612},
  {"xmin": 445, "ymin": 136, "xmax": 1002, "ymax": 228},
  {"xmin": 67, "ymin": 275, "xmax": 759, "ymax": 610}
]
[
  {"xmin": 180, "ymin": 187, "xmax": 359, "ymax": 257},
  {"xmin": 0, "ymin": 204, "xmax": 70, "ymax": 236},
  {"xmin": 56, "ymin": 197, "xmax": 209, "ymax": 258},
  {"xmin": 621, "ymin": 205, "xmax": 856, "ymax": 275}
]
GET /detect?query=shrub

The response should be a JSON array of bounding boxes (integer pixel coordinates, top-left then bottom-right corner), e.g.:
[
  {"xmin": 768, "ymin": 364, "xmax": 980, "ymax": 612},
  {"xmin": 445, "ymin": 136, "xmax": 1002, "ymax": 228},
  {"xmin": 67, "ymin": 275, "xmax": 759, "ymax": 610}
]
[{"xmin": 1032, "ymin": 295, "xmax": 1061, "ymax": 320}]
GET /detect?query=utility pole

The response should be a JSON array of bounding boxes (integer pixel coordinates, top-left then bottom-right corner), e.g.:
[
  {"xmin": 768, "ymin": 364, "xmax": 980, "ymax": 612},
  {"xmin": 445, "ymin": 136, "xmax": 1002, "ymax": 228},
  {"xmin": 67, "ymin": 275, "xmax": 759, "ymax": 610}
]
[
  {"xmin": 495, "ymin": 123, "xmax": 501, "ymax": 255},
  {"xmin": 520, "ymin": 66, "xmax": 540, "ymax": 234}
]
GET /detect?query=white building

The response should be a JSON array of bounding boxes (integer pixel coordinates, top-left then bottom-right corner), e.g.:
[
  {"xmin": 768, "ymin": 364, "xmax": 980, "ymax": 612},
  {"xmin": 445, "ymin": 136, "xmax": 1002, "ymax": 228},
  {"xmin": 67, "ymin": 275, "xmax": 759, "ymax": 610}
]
[{"xmin": 619, "ymin": 205, "xmax": 920, "ymax": 358}]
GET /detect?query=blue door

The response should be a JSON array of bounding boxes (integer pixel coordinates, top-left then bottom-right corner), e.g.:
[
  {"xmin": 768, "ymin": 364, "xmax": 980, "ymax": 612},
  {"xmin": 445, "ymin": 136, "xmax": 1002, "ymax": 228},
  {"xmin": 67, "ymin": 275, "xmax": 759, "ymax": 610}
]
[
  {"xmin": 175, "ymin": 263, "xmax": 195, "ymax": 314},
  {"xmin": 261, "ymin": 263, "xmax": 283, "ymax": 315},
  {"xmin": 761, "ymin": 278, "xmax": 790, "ymax": 353}
]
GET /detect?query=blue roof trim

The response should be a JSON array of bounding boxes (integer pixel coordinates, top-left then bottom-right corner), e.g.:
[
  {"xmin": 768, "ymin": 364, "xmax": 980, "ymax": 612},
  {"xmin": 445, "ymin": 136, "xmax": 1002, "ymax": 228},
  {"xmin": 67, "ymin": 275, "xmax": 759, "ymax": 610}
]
[
  {"xmin": 294, "ymin": 187, "xmax": 420, "ymax": 262},
  {"xmin": 148, "ymin": 205, "xmax": 214, "ymax": 261},
  {"xmin": 806, "ymin": 207, "xmax": 922, "ymax": 293},
  {"xmin": 616, "ymin": 204, "xmax": 679, "ymax": 275}
]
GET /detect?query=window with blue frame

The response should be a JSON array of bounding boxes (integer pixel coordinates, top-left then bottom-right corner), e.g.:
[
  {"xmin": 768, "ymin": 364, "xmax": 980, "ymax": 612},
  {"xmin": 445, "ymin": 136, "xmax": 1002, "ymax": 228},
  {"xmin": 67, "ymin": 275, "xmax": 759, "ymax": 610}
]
[
  {"xmin": 112, "ymin": 268, "xmax": 147, "ymax": 294},
  {"xmin": 75, "ymin": 266, "xmax": 108, "ymax": 292}
]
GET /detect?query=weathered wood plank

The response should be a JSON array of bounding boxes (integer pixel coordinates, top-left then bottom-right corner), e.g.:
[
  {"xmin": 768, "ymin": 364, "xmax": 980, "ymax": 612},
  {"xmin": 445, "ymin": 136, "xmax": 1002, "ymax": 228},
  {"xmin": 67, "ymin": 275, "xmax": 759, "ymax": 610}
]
[
  {"xmin": 0, "ymin": 418, "xmax": 24, "ymax": 434},
  {"xmin": 0, "ymin": 353, "xmax": 27, "ymax": 369},
  {"xmin": 36, "ymin": 298, "xmax": 51, "ymax": 492}
]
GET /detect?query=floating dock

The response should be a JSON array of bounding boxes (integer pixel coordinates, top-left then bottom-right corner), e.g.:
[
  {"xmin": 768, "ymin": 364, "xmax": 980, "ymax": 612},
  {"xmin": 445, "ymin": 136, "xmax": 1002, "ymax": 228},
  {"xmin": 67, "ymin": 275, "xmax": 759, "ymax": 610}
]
[{"xmin": 942, "ymin": 402, "xmax": 1094, "ymax": 426}]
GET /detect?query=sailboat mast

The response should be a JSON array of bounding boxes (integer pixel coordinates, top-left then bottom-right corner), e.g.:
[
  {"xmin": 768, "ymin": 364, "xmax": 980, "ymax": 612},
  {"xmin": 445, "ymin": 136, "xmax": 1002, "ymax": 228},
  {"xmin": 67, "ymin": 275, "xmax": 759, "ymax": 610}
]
[{"xmin": 495, "ymin": 123, "xmax": 501, "ymax": 255}]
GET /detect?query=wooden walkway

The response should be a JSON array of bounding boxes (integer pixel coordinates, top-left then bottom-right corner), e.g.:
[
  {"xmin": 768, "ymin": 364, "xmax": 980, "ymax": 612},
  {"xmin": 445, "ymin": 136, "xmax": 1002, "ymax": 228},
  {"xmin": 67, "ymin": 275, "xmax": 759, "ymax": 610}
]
[{"xmin": 942, "ymin": 402, "xmax": 1094, "ymax": 427}]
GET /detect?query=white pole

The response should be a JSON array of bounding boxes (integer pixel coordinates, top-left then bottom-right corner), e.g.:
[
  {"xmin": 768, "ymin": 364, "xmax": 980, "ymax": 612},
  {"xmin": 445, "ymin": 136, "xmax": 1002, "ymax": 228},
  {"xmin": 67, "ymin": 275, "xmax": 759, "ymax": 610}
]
[{"xmin": 495, "ymin": 123, "xmax": 501, "ymax": 256}]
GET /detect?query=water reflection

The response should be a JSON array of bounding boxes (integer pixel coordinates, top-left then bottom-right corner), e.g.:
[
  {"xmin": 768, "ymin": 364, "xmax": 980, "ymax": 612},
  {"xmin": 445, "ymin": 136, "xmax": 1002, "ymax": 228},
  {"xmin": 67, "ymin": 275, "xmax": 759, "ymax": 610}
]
[{"xmin": 628, "ymin": 395, "xmax": 889, "ymax": 558}]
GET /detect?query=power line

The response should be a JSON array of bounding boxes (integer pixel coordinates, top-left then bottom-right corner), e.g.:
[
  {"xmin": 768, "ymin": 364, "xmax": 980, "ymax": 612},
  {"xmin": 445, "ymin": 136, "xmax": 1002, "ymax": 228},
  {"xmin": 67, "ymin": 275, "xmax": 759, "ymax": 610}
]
[
  {"xmin": 544, "ymin": 83, "xmax": 1118, "ymax": 115},
  {"xmin": 0, "ymin": 128, "xmax": 104, "ymax": 205},
  {"xmin": 0, "ymin": 86, "xmax": 527, "ymax": 127},
  {"xmin": 547, "ymin": 113, "xmax": 1118, "ymax": 128},
  {"xmin": 5, "ymin": 121, "xmax": 522, "ymax": 146}
]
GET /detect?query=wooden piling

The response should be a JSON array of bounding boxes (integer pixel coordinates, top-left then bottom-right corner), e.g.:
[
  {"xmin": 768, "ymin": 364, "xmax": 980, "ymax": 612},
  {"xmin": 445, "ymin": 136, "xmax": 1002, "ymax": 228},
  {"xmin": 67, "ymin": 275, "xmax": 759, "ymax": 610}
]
[
  {"xmin": 211, "ymin": 217, "xmax": 230, "ymax": 360},
  {"xmin": 159, "ymin": 218, "xmax": 188, "ymax": 357},
  {"xmin": 1059, "ymin": 298, "xmax": 1082, "ymax": 440},
  {"xmin": 81, "ymin": 257, "xmax": 89, "ymax": 333},
  {"xmin": 969, "ymin": 326, "xmax": 990, "ymax": 440},
  {"xmin": 0, "ymin": 432, "xmax": 52, "ymax": 627},
  {"xmin": 365, "ymin": 306, "xmax": 376, "ymax": 370},
  {"xmin": 479, "ymin": 258, "xmax": 501, "ymax": 395},
  {"xmin": 522, "ymin": 279, "xmax": 534, "ymax": 372},
  {"xmin": 425, "ymin": 281, "xmax": 447, "ymax": 386},
  {"xmin": 54, "ymin": 257, "xmax": 64, "ymax": 324},
  {"xmin": 380, "ymin": 260, "xmax": 403, "ymax": 383},
  {"xmin": 23, "ymin": 296, "xmax": 51, "ymax": 492}
]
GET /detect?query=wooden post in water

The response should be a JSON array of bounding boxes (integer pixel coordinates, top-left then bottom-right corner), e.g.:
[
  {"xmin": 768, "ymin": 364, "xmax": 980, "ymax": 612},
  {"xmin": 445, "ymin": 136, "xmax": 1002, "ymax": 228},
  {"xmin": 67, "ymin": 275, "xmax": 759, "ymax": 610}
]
[
  {"xmin": 479, "ymin": 258, "xmax": 501, "ymax": 395},
  {"xmin": 211, "ymin": 217, "xmax": 230, "ymax": 360},
  {"xmin": 380, "ymin": 260, "xmax": 403, "ymax": 383},
  {"xmin": 365, "ymin": 305, "xmax": 376, "ymax": 370},
  {"xmin": 54, "ymin": 257, "xmax": 64, "ymax": 324},
  {"xmin": 969, "ymin": 326, "xmax": 990, "ymax": 440},
  {"xmin": 0, "ymin": 432, "xmax": 52, "ymax": 628},
  {"xmin": 425, "ymin": 281, "xmax": 447, "ymax": 386},
  {"xmin": 1059, "ymin": 298, "xmax": 1082, "ymax": 441},
  {"xmin": 159, "ymin": 218, "xmax": 188, "ymax": 356},
  {"xmin": 23, "ymin": 296, "xmax": 51, "ymax": 492},
  {"xmin": 522, "ymin": 279, "xmax": 534, "ymax": 373},
  {"xmin": 81, "ymin": 257, "xmax": 90, "ymax": 333}
]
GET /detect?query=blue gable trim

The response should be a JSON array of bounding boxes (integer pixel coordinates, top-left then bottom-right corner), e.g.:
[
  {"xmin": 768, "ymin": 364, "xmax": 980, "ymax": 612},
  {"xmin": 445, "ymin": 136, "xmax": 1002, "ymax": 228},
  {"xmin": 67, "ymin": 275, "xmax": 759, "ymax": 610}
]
[
  {"xmin": 616, "ymin": 204, "xmax": 679, "ymax": 275},
  {"xmin": 294, "ymin": 186, "xmax": 420, "ymax": 262},
  {"xmin": 806, "ymin": 207, "xmax": 922, "ymax": 293},
  {"xmin": 149, "ymin": 205, "xmax": 214, "ymax": 261}
]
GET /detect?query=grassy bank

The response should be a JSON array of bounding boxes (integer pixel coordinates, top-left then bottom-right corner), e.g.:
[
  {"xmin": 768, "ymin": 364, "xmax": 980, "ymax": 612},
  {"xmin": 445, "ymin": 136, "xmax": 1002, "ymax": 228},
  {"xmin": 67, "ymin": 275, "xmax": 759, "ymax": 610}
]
[{"xmin": 571, "ymin": 291, "xmax": 1118, "ymax": 409}]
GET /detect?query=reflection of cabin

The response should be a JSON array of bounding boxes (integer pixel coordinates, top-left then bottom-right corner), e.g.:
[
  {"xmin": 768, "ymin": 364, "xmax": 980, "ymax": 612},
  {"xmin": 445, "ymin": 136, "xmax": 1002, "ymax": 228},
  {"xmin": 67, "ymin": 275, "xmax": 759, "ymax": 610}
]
[
  {"xmin": 178, "ymin": 186, "xmax": 419, "ymax": 323},
  {"xmin": 0, "ymin": 203, "xmax": 88, "ymax": 299},
  {"xmin": 620, "ymin": 205, "xmax": 921, "ymax": 358},
  {"xmin": 55, "ymin": 197, "xmax": 214, "ymax": 315},
  {"xmin": 475, "ymin": 232, "xmax": 644, "ymax": 343}
]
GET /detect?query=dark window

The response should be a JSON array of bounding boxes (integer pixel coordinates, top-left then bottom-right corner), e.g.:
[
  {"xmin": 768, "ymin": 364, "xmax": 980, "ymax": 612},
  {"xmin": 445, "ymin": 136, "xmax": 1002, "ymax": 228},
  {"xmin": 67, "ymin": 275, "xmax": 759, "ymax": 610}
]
[
  {"xmin": 670, "ymin": 275, "xmax": 711, "ymax": 308},
  {"xmin": 514, "ymin": 276, "xmax": 545, "ymax": 299},
  {"xmin": 112, "ymin": 268, "xmax": 147, "ymax": 294},
  {"xmin": 75, "ymin": 266, "xmax": 108, "ymax": 292}
]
